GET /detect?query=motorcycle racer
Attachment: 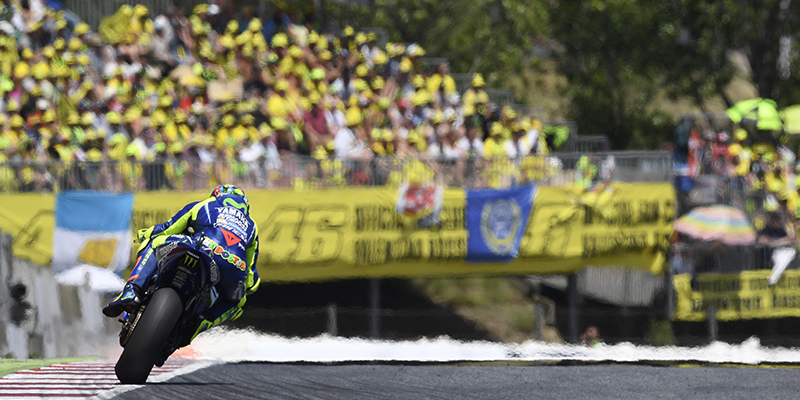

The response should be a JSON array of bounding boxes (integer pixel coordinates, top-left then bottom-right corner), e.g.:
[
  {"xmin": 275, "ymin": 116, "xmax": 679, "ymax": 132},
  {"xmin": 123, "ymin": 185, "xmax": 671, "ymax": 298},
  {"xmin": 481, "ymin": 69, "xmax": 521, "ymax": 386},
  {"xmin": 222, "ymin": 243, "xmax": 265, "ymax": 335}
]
[{"xmin": 102, "ymin": 184, "xmax": 261, "ymax": 344}]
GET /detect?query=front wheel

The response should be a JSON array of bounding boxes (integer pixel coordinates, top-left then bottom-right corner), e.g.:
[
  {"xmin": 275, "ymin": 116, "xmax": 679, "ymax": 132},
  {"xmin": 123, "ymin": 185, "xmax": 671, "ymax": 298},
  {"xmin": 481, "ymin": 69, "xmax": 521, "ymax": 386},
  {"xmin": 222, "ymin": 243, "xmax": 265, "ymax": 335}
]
[{"xmin": 115, "ymin": 288, "xmax": 183, "ymax": 384}]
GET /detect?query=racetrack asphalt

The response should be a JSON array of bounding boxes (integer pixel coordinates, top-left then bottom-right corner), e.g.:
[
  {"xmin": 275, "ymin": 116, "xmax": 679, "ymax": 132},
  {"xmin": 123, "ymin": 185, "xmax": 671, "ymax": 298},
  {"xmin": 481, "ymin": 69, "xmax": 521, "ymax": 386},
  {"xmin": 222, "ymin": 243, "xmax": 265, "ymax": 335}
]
[{"xmin": 110, "ymin": 362, "xmax": 800, "ymax": 400}]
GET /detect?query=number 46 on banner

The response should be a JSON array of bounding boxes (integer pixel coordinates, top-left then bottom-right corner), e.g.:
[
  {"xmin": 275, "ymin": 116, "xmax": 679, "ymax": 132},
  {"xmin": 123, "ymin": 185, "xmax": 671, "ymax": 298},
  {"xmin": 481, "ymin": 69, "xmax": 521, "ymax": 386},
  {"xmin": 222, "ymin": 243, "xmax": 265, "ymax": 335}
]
[{"xmin": 259, "ymin": 205, "xmax": 347, "ymax": 266}]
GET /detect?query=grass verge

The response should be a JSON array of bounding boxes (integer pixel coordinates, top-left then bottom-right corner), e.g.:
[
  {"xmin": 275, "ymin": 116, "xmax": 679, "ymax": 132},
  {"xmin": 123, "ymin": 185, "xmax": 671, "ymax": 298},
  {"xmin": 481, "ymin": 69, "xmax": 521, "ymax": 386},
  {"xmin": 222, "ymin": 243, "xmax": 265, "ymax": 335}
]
[
  {"xmin": 0, "ymin": 357, "xmax": 98, "ymax": 377},
  {"xmin": 412, "ymin": 276, "xmax": 562, "ymax": 343}
]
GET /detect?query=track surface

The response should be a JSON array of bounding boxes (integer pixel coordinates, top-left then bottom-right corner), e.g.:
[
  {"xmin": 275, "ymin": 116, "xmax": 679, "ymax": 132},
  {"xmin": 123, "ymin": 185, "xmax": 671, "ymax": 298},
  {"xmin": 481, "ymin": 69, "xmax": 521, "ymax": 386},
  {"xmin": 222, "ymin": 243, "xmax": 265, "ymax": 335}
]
[{"xmin": 111, "ymin": 362, "xmax": 800, "ymax": 400}]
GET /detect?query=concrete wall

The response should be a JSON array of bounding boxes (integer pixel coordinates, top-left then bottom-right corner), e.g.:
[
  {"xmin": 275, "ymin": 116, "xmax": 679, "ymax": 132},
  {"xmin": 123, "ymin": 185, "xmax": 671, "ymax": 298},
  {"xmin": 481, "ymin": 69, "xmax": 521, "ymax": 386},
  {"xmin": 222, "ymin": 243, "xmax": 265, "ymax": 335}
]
[{"xmin": 0, "ymin": 232, "xmax": 118, "ymax": 359}]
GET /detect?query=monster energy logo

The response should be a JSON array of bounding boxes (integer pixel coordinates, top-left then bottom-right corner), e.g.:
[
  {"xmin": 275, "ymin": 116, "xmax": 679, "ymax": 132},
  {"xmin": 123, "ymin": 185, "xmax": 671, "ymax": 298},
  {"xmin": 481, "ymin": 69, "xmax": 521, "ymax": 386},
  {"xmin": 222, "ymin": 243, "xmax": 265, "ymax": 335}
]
[{"xmin": 184, "ymin": 254, "xmax": 199, "ymax": 268}]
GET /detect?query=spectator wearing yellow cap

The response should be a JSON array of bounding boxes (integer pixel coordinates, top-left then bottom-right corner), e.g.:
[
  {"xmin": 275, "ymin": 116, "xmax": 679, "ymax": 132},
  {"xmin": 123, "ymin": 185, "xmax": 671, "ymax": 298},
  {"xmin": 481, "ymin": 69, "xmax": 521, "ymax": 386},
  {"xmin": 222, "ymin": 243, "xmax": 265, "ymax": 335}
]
[
  {"xmin": 427, "ymin": 63, "xmax": 457, "ymax": 98},
  {"xmin": 728, "ymin": 129, "xmax": 752, "ymax": 178},
  {"xmin": 267, "ymin": 79, "xmax": 298, "ymax": 120},
  {"xmin": 338, "ymin": 25, "xmax": 356, "ymax": 57},
  {"xmin": 483, "ymin": 122, "xmax": 508, "ymax": 159},
  {"xmin": 358, "ymin": 31, "xmax": 379, "ymax": 68},
  {"xmin": 462, "ymin": 73, "xmax": 489, "ymax": 108},
  {"xmin": 381, "ymin": 43, "xmax": 401, "ymax": 79},
  {"xmin": 271, "ymin": 117, "xmax": 297, "ymax": 156},
  {"xmin": 371, "ymin": 128, "xmax": 396, "ymax": 157},
  {"xmin": 0, "ymin": 115, "xmax": 23, "ymax": 163},
  {"xmin": 504, "ymin": 124, "xmax": 532, "ymax": 159}
]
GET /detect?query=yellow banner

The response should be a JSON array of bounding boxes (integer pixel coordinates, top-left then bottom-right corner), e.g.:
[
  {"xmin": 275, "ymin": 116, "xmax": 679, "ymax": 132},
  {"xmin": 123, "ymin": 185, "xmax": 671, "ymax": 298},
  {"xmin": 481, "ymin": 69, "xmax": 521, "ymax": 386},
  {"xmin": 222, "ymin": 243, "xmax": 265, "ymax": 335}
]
[
  {"xmin": 674, "ymin": 270, "xmax": 800, "ymax": 321},
  {"xmin": 0, "ymin": 193, "xmax": 55, "ymax": 266},
  {"xmin": 134, "ymin": 182, "xmax": 674, "ymax": 282}
]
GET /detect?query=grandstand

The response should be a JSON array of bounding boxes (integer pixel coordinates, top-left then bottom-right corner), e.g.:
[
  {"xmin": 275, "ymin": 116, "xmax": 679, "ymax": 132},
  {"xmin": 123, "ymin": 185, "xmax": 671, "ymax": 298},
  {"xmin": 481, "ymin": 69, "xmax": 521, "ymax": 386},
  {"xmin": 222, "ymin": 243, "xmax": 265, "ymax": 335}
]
[{"xmin": 0, "ymin": 1, "xmax": 642, "ymax": 194}]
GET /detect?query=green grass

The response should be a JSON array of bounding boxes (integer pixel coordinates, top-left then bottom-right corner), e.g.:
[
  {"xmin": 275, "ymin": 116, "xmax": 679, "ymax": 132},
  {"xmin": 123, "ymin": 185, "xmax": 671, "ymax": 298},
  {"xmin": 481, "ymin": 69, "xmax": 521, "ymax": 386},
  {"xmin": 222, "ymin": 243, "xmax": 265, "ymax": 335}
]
[
  {"xmin": 644, "ymin": 319, "xmax": 676, "ymax": 346},
  {"xmin": 413, "ymin": 276, "xmax": 561, "ymax": 343},
  {"xmin": 0, "ymin": 358, "xmax": 98, "ymax": 377}
]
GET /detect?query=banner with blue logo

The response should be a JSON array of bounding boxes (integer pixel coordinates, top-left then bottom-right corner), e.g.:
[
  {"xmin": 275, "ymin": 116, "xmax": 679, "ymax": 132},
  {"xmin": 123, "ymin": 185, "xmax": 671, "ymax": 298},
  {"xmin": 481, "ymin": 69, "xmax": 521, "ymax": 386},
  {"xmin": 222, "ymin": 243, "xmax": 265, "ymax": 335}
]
[
  {"xmin": 466, "ymin": 184, "xmax": 536, "ymax": 263},
  {"xmin": 52, "ymin": 191, "xmax": 134, "ymax": 273}
]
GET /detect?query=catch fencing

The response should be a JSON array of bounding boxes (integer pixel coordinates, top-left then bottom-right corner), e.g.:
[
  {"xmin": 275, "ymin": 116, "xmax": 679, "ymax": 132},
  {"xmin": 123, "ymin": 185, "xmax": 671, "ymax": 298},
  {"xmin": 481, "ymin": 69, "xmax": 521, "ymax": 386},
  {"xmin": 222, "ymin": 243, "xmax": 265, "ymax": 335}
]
[{"xmin": 0, "ymin": 151, "xmax": 672, "ymax": 194}]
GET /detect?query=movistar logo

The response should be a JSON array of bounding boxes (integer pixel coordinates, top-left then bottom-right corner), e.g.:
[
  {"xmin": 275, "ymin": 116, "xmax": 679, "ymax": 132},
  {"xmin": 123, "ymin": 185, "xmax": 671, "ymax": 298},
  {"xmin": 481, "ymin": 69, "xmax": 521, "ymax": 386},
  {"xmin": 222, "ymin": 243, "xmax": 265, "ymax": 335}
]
[{"xmin": 223, "ymin": 198, "xmax": 247, "ymax": 212}]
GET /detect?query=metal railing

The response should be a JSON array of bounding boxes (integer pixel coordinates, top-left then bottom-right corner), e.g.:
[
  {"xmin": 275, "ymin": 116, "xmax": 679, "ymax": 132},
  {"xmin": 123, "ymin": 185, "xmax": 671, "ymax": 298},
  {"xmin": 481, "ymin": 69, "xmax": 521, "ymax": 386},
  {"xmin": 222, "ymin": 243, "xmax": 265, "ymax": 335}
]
[
  {"xmin": 0, "ymin": 151, "xmax": 672, "ymax": 193},
  {"xmin": 64, "ymin": 0, "xmax": 174, "ymax": 29},
  {"xmin": 672, "ymin": 242, "xmax": 783, "ymax": 274},
  {"xmin": 563, "ymin": 135, "xmax": 609, "ymax": 154}
]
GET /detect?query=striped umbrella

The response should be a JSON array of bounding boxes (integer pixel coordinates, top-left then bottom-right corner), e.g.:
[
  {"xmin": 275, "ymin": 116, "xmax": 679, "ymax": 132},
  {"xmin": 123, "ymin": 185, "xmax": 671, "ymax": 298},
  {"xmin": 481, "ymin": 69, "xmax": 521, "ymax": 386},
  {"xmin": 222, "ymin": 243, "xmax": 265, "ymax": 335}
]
[
  {"xmin": 674, "ymin": 205, "xmax": 756, "ymax": 245},
  {"xmin": 726, "ymin": 98, "xmax": 782, "ymax": 131}
]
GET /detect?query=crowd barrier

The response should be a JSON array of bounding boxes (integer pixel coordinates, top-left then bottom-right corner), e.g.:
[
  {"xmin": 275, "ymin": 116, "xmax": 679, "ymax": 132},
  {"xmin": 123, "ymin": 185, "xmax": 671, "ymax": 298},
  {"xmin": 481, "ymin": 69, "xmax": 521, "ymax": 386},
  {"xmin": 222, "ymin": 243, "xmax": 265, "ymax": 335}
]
[
  {"xmin": 0, "ymin": 181, "xmax": 675, "ymax": 281},
  {"xmin": 0, "ymin": 151, "xmax": 673, "ymax": 194}
]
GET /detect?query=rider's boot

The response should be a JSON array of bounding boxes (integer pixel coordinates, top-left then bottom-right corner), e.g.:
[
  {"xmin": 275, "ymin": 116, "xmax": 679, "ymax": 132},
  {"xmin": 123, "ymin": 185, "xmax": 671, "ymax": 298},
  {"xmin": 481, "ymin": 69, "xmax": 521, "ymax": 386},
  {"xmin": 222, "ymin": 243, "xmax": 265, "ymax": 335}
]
[
  {"xmin": 103, "ymin": 245, "xmax": 158, "ymax": 318},
  {"xmin": 102, "ymin": 282, "xmax": 141, "ymax": 318}
]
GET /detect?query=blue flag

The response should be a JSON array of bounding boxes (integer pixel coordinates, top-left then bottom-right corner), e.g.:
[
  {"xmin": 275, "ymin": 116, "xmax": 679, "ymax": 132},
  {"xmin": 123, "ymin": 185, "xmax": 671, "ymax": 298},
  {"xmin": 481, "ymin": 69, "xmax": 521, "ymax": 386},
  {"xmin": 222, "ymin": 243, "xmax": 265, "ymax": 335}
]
[{"xmin": 466, "ymin": 184, "xmax": 536, "ymax": 263}]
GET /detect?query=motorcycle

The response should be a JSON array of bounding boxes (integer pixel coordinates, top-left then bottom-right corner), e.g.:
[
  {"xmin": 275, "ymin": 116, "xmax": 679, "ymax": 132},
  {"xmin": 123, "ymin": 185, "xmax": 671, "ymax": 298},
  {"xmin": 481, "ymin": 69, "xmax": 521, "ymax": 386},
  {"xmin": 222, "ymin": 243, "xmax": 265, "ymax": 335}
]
[{"xmin": 113, "ymin": 235, "xmax": 220, "ymax": 384}]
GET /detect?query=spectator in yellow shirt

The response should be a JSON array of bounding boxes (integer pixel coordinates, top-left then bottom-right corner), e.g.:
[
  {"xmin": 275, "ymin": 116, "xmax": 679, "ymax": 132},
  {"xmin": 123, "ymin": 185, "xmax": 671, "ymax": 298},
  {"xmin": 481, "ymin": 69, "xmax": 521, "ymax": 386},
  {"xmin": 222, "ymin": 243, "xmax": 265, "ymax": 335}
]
[
  {"xmin": 266, "ymin": 80, "xmax": 297, "ymax": 120},
  {"xmin": 727, "ymin": 129, "xmax": 752, "ymax": 177},
  {"xmin": 462, "ymin": 73, "xmax": 489, "ymax": 108},
  {"xmin": 483, "ymin": 122, "xmax": 507, "ymax": 159},
  {"xmin": 426, "ymin": 63, "xmax": 457, "ymax": 96}
]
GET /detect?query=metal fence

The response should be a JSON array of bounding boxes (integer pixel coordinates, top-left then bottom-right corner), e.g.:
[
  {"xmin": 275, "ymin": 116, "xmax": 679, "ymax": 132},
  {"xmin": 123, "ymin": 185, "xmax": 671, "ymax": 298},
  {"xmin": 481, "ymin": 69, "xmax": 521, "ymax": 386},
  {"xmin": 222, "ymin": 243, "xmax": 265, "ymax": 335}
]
[
  {"xmin": 64, "ymin": 0, "xmax": 175, "ymax": 29},
  {"xmin": 0, "ymin": 151, "xmax": 672, "ymax": 194},
  {"xmin": 672, "ymin": 242, "xmax": 785, "ymax": 275}
]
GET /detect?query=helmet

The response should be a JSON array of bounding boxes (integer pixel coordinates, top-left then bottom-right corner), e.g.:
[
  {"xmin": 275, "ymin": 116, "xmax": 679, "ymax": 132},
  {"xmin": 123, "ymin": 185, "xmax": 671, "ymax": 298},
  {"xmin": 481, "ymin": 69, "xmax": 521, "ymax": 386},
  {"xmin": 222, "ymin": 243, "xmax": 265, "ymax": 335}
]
[{"xmin": 211, "ymin": 184, "xmax": 249, "ymax": 213}]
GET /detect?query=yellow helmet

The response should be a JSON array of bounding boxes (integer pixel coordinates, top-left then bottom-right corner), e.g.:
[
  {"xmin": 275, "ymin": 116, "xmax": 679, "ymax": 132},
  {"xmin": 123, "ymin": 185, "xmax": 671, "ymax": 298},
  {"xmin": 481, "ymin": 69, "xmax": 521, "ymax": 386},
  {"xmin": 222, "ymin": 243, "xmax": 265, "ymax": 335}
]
[
  {"xmin": 271, "ymin": 118, "xmax": 288, "ymax": 130},
  {"xmin": 74, "ymin": 23, "xmax": 90, "ymax": 35},
  {"xmin": 5, "ymin": 98, "xmax": 19, "ymax": 112},
  {"xmin": 471, "ymin": 73, "xmax": 485, "ymax": 87},
  {"xmin": 271, "ymin": 33, "xmax": 288, "ymax": 48}
]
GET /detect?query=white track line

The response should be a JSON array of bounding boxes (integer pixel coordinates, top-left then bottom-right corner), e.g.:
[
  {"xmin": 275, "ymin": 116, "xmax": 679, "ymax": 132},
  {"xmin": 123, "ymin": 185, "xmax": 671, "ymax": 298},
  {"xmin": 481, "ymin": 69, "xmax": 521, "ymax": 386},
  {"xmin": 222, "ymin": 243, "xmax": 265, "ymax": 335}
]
[
  {"xmin": 91, "ymin": 362, "xmax": 215, "ymax": 400},
  {"xmin": 0, "ymin": 359, "xmax": 210, "ymax": 400}
]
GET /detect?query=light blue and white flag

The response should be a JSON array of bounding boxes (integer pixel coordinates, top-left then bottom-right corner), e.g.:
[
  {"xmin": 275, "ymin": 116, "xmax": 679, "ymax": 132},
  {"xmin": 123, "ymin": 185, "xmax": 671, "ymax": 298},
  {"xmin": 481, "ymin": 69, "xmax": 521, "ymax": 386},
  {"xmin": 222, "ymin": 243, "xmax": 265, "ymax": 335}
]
[{"xmin": 52, "ymin": 191, "xmax": 134, "ymax": 273}]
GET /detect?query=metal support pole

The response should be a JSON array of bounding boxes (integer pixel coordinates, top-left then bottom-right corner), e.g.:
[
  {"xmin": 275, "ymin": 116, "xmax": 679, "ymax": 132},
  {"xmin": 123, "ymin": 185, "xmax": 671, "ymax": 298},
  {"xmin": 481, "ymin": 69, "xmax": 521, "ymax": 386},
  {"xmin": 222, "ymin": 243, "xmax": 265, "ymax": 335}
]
[
  {"xmin": 535, "ymin": 303, "xmax": 545, "ymax": 341},
  {"xmin": 369, "ymin": 278, "xmax": 380, "ymax": 338},
  {"xmin": 621, "ymin": 270, "xmax": 631, "ymax": 340},
  {"xmin": 667, "ymin": 251, "xmax": 675, "ymax": 320},
  {"xmin": 707, "ymin": 306, "xmax": 718, "ymax": 343},
  {"xmin": 327, "ymin": 303, "xmax": 338, "ymax": 337},
  {"xmin": 567, "ymin": 274, "xmax": 580, "ymax": 344}
]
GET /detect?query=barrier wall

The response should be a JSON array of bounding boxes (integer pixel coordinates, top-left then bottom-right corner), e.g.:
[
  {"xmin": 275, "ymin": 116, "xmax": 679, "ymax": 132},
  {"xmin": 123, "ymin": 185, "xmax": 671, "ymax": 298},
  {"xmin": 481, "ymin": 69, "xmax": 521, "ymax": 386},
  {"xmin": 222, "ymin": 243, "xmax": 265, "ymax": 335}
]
[
  {"xmin": 0, "ymin": 232, "xmax": 118, "ymax": 359},
  {"xmin": 674, "ymin": 270, "xmax": 800, "ymax": 321}
]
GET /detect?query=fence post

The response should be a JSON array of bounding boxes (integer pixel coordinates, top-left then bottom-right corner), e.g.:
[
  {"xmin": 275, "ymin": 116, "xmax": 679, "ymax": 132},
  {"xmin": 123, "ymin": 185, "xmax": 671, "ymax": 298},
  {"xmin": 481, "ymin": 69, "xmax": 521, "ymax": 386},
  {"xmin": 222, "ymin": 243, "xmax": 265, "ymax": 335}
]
[
  {"xmin": 369, "ymin": 278, "xmax": 380, "ymax": 338},
  {"xmin": 567, "ymin": 274, "xmax": 580, "ymax": 344},
  {"xmin": 327, "ymin": 303, "xmax": 338, "ymax": 336},
  {"xmin": 707, "ymin": 306, "xmax": 718, "ymax": 342},
  {"xmin": 535, "ymin": 302, "xmax": 545, "ymax": 341},
  {"xmin": 621, "ymin": 269, "xmax": 631, "ymax": 340}
]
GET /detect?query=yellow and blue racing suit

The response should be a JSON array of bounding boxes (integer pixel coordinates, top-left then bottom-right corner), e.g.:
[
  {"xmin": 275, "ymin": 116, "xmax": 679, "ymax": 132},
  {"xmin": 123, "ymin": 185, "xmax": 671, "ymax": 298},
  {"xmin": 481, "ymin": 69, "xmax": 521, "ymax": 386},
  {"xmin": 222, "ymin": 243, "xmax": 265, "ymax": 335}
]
[{"xmin": 130, "ymin": 194, "xmax": 260, "ymax": 340}]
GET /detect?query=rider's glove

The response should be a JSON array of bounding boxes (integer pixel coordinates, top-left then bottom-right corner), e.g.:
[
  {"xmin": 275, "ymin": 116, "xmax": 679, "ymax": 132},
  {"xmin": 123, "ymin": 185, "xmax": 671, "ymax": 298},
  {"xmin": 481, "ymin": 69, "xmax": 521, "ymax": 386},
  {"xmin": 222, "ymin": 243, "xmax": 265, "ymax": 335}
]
[
  {"xmin": 246, "ymin": 276, "xmax": 261, "ymax": 296},
  {"xmin": 137, "ymin": 228, "xmax": 151, "ymax": 243}
]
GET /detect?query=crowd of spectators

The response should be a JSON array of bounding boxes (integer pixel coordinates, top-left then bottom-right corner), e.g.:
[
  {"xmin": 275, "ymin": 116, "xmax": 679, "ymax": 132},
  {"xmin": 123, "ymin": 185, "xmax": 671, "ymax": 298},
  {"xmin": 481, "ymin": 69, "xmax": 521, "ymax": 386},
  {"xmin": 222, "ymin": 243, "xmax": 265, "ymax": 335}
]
[
  {"xmin": 683, "ymin": 127, "xmax": 800, "ymax": 232},
  {"xmin": 674, "ymin": 125, "xmax": 800, "ymax": 274},
  {"xmin": 0, "ymin": 1, "xmax": 568, "ymax": 192}
]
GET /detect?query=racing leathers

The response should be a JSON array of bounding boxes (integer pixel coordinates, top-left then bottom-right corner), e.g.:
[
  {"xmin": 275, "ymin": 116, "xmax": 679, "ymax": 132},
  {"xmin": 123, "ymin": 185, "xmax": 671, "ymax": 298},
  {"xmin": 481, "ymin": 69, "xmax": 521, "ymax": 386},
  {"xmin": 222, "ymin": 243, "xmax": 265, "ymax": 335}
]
[{"xmin": 103, "ymin": 193, "xmax": 260, "ymax": 342}]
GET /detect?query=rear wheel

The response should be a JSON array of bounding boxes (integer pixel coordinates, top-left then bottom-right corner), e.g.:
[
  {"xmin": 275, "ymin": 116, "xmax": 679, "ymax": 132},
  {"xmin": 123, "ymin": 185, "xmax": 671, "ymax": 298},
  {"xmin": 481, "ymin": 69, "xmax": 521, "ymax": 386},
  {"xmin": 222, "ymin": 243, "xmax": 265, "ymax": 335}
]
[{"xmin": 115, "ymin": 288, "xmax": 183, "ymax": 384}]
